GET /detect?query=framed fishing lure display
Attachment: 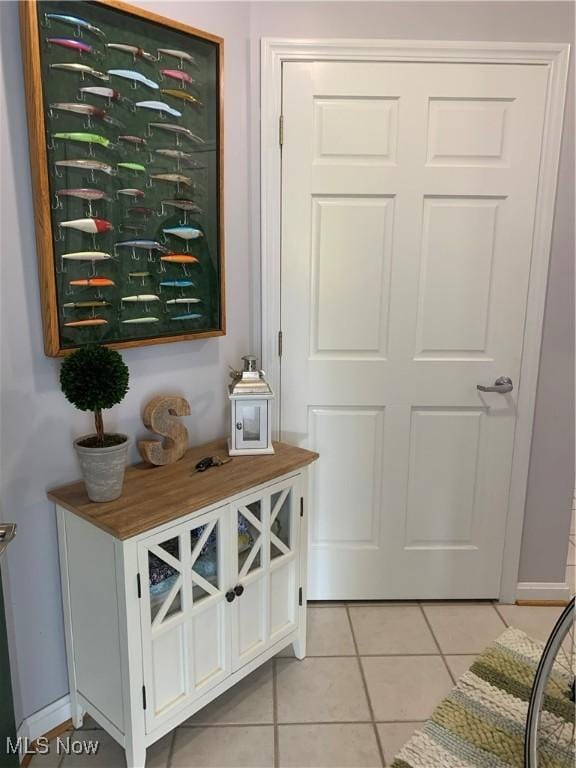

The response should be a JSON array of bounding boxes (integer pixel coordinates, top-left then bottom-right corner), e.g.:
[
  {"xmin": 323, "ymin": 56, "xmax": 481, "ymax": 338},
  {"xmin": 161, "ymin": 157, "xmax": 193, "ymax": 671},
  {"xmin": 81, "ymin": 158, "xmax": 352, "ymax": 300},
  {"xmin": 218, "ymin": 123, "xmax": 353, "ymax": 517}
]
[{"xmin": 20, "ymin": 0, "xmax": 224, "ymax": 356}]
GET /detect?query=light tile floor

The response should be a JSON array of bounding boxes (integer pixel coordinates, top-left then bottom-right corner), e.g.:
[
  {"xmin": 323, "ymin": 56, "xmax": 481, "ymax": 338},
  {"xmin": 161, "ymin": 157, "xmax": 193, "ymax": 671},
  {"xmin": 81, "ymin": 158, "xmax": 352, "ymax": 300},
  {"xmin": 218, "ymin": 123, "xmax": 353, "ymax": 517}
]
[{"xmin": 32, "ymin": 601, "xmax": 564, "ymax": 768}]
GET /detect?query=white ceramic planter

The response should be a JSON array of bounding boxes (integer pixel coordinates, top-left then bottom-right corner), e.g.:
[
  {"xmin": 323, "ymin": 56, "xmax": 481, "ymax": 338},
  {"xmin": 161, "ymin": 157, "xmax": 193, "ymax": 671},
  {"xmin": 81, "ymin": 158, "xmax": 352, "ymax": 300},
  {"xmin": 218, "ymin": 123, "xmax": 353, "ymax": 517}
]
[{"xmin": 74, "ymin": 435, "xmax": 130, "ymax": 503}]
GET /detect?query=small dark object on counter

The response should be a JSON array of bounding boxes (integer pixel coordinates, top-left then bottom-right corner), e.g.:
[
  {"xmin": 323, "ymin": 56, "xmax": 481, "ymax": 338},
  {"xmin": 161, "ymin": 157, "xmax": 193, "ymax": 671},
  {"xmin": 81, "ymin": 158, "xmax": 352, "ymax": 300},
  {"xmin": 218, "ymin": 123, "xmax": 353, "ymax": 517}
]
[{"xmin": 194, "ymin": 455, "xmax": 232, "ymax": 473}]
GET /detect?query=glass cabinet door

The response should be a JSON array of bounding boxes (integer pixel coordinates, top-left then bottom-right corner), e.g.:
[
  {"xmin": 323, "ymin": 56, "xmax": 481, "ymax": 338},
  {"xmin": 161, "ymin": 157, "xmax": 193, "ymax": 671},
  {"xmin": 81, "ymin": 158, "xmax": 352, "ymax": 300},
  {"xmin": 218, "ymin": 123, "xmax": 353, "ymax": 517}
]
[
  {"xmin": 231, "ymin": 480, "xmax": 300, "ymax": 671},
  {"xmin": 138, "ymin": 506, "xmax": 230, "ymax": 732},
  {"xmin": 232, "ymin": 495, "xmax": 267, "ymax": 669}
]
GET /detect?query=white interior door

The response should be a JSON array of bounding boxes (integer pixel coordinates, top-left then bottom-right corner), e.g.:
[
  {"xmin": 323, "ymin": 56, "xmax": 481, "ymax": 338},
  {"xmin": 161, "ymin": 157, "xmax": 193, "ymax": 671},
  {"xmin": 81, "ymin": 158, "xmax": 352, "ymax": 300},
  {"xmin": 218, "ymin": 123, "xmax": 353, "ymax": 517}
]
[{"xmin": 280, "ymin": 60, "xmax": 549, "ymax": 599}]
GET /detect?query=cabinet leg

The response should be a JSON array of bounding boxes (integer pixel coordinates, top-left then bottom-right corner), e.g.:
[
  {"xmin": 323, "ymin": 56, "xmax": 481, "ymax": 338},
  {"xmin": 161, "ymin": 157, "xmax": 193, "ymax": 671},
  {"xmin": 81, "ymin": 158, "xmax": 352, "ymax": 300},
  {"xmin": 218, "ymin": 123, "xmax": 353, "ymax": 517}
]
[
  {"xmin": 125, "ymin": 742, "xmax": 146, "ymax": 768},
  {"xmin": 292, "ymin": 629, "xmax": 307, "ymax": 659},
  {"xmin": 70, "ymin": 695, "xmax": 84, "ymax": 729}
]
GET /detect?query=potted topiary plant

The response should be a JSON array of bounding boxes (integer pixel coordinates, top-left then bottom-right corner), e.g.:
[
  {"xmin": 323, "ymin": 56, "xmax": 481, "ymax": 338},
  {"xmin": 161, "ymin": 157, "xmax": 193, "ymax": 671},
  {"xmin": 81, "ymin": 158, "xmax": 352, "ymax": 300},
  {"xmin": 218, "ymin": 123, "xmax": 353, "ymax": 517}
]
[{"xmin": 60, "ymin": 344, "xmax": 130, "ymax": 502}]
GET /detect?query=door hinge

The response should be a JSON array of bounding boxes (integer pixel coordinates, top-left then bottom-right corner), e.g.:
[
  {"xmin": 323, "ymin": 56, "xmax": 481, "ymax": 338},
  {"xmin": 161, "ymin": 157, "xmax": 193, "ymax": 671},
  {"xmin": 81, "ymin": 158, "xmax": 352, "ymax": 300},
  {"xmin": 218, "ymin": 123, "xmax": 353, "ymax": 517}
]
[
  {"xmin": 136, "ymin": 573, "xmax": 141, "ymax": 599},
  {"xmin": 278, "ymin": 330, "xmax": 283, "ymax": 357},
  {"xmin": 298, "ymin": 587, "xmax": 303, "ymax": 606},
  {"xmin": 279, "ymin": 114, "xmax": 284, "ymax": 147},
  {"xmin": 142, "ymin": 685, "xmax": 147, "ymax": 710},
  {"xmin": 300, "ymin": 497, "xmax": 304, "ymax": 518}
]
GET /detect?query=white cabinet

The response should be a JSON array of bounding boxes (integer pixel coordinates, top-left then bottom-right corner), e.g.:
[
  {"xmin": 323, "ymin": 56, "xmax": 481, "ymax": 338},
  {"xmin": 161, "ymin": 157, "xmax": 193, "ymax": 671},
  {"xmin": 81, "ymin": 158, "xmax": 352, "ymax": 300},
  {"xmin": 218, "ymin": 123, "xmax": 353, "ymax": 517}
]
[{"xmin": 51, "ymin": 441, "xmax": 317, "ymax": 768}]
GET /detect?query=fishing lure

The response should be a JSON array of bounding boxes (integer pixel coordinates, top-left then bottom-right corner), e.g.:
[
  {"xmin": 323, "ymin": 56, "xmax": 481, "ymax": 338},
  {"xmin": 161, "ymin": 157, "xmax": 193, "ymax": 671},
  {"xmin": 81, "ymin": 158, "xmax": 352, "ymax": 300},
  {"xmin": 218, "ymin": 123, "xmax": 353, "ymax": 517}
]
[
  {"xmin": 64, "ymin": 318, "xmax": 108, "ymax": 327},
  {"xmin": 135, "ymin": 101, "xmax": 182, "ymax": 118},
  {"xmin": 105, "ymin": 43, "xmax": 156, "ymax": 62},
  {"xmin": 115, "ymin": 240, "xmax": 168, "ymax": 251},
  {"xmin": 79, "ymin": 86, "xmax": 126, "ymax": 103},
  {"xmin": 160, "ymin": 69, "xmax": 195, "ymax": 86},
  {"xmin": 121, "ymin": 295, "xmax": 160, "ymax": 302},
  {"xmin": 50, "ymin": 101, "xmax": 124, "ymax": 128},
  {"xmin": 50, "ymin": 63, "xmax": 108, "ymax": 80},
  {"xmin": 128, "ymin": 207, "xmax": 154, "ymax": 217},
  {"xmin": 160, "ymin": 89, "xmax": 203, "ymax": 107},
  {"xmin": 45, "ymin": 14, "xmax": 105, "ymax": 38},
  {"xmin": 47, "ymin": 38, "xmax": 94, "ymax": 54},
  {"xmin": 61, "ymin": 251, "xmax": 112, "ymax": 261},
  {"xmin": 60, "ymin": 218, "xmax": 113, "ymax": 234},
  {"xmin": 170, "ymin": 313, "xmax": 203, "ymax": 321},
  {"xmin": 69, "ymin": 278, "xmax": 115, "ymax": 287},
  {"xmin": 55, "ymin": 159, "xmax": 116, "ymax": 175},
  {"xmin": 117, "ymin": 188, "xmax": 145, "ymax": 198},
  {"xmin": 108, "ymin": 69, "xmax": 159, "ymax": 89},
  {"xmin": 53, "ymin": 132, "xmax": 111, "ymax": 148},
  {"xmin": 151, "ymin": 173, "xmax": 193, "ymax": 187},
  {"xmin": 128, "ymin": 272, "xmax": 151, "ymax": 279},
  {"xmin": 148, "ymin": 123, "xmax": 204, "ymax": 144},
  {"xmin": 121, "ymin": 317, "xmax": 160, "ymax": 324},
  {"xmin": 50, "ymin": 102, "xmax": 105, "ymax": 118},
  {"xmin": 160, "ymin": 254, "xmax": 199, "ymax": 264},
  {"xmin": 153, "ymin": 149, "xmax": 204, "ymax": 168},
  {"xmin": 159, "ymin": 280, "xmax": 195, "ymax": 288},
  {"xmin": 118, "ymin": 135, "xmax": 147, "ymax": 147},
  {"xmin": 163, "ymin": 226, "xmax": 202, "ymax": 240},
  {"xmin": 166, "ymin": 297, "xmax": 201, "ymax": 304},
  {"xmin": 63, "ymin": 300, "xmax": 111, "ymax": 309},
  {"xmin": 117, "ymin": 162, "xmax": 147, "ymax": 173},
  {"xmin": 161, "ymin": 199, "xmax": 202, "ymax": 213},
  {"xmin": 157, "ymin": 49, "xmax": 196, "ymax": 65},
  {"xmin": 55, "ymin": 188, "xmax": 109, "ymax": 201},
  {"xmin": 102, "ymin": 113, "xmax": 125, "ymax": 129}
]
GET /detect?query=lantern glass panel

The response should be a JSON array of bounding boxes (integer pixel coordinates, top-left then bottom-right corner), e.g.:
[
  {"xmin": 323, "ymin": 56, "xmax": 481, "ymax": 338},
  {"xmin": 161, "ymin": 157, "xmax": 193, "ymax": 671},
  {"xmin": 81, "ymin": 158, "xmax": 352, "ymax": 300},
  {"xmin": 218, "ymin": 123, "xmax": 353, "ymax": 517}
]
[{"xmin": 234, "ymin": 400, "xmax": 268, "ymax": 450}]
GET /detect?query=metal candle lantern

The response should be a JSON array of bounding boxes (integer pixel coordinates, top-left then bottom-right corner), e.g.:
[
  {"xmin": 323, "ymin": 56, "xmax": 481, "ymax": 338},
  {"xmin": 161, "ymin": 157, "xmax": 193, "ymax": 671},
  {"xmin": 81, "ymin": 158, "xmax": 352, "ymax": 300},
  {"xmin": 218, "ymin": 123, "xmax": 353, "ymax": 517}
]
[{"xmin": 228, "ymin": 355, "xmax": 274, "ymax": 456}]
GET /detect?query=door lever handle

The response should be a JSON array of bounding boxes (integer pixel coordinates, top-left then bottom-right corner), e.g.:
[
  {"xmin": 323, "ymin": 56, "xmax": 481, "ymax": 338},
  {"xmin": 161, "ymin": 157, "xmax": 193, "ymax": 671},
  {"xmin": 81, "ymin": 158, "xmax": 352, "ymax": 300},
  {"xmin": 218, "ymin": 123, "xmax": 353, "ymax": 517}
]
[{"xmin": 477, "ymin": 376, "xmax": 513, "ymax": 394}]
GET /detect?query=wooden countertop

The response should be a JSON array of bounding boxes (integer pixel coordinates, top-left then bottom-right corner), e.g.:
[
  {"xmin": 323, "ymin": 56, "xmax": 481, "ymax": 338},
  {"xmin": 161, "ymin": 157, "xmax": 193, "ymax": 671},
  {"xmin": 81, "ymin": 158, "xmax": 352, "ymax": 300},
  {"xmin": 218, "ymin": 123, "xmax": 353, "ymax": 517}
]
[{"xmin": 48, "ymin": 439, "xmax": 319, "ymax": 540}]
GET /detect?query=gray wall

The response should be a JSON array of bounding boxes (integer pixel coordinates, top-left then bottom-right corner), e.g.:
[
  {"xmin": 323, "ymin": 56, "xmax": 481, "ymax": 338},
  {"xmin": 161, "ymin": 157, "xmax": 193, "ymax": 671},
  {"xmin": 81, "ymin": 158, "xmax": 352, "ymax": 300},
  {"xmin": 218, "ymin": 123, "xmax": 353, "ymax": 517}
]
[{"xmin": 0, "ymin": 0, "xmax": 573, "ymax": 725}]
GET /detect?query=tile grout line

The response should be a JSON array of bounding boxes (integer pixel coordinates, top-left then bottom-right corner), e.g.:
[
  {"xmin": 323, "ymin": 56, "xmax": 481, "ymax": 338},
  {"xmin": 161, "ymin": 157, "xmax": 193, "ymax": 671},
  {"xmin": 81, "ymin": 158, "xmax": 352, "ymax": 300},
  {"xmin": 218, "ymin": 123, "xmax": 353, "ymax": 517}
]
[
  {"xmin": 177, "ymin": 718, "xmax": 438, "ymax": 727},
  {"xmin": 417, "ymin": 603, "xmax": 457, "ymax": 686},
  {"xmin": 344, "ymin": 603, "xmax": 387, "ymax": 768},
  {"xmin": 272, "ymin": 657, "xmax": 279, "ymax": 768},
  {"xmin": 166, "ymin": 728, "xmax": 177, "ymax": 768},
  {"xmin": 492, "ymin": 603, "xmax": 510, "ymax": 628}
]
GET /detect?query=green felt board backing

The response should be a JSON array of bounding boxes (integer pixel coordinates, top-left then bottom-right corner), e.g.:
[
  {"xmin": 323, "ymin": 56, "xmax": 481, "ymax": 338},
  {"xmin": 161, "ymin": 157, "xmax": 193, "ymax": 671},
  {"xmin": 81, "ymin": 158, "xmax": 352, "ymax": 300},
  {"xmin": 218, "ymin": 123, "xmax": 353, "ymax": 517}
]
[{"xmin": 36, "ymin": 0, "xmax": 222, "ymax": 348}]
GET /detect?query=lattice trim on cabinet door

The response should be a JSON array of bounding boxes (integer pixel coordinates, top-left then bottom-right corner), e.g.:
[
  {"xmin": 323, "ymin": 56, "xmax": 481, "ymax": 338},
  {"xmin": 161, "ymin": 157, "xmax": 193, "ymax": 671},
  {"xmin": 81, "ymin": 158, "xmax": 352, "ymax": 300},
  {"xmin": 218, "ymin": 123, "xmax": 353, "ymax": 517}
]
[
  {"xmin": 270, "ymin": 488, "xmax": 291, "ymax": 557},
  {"xmin": 190, "ymin": 519, "xmax": 220, "ymax": 600},
  {"xmin": 149, "ymin": 544, "xmax": 182, "ymax": 573},
  {"xmin": 151, "ymin": 574, "xmax": 183, "ymax": 630},
  {"xmin": 238, "ymin": 504, "xmax": 263, "ymax": 579}
]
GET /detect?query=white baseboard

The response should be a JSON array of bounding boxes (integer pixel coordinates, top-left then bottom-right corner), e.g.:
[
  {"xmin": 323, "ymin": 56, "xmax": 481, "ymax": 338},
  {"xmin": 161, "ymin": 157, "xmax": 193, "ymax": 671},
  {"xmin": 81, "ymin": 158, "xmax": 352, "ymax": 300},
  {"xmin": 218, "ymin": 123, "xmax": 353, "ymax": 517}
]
[
  {"xmin": 516, "ymin": 581, "xmax": 571, "ymax": 602},
  {"xmin": 17, "ymin": 694, "xmax": 71, "ymax": 745}
]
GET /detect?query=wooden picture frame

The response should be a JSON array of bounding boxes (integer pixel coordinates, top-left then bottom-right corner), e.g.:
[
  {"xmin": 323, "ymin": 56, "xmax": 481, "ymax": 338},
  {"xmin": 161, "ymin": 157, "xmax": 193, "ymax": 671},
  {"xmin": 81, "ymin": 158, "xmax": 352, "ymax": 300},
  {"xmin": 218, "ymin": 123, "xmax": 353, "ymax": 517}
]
[{"xmin": 20, "ymin": 0, "xmax": 225, "ymax": 356}]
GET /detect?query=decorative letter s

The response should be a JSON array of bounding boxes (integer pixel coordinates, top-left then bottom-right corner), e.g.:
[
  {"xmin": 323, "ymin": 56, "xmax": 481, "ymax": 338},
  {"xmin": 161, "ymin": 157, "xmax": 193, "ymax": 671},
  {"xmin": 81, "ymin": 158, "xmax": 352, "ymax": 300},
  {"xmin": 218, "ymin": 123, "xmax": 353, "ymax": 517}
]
[{"xmin": 139, "ymin": 394, "xmax": 191, "ymax": 466}]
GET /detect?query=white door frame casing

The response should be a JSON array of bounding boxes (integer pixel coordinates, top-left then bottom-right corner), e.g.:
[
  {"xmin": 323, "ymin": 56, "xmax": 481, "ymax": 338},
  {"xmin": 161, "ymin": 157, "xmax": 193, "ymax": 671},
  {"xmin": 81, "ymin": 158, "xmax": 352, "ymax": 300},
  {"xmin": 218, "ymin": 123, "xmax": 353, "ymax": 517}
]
[{"xmin": 260, "ymin": 38, "xmax": 570, "ymax": 604}]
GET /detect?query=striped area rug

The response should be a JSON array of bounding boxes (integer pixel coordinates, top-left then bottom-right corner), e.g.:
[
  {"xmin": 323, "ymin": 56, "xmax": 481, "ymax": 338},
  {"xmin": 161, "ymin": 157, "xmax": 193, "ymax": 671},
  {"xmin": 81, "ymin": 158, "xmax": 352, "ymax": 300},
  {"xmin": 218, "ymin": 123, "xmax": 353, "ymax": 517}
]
[{"xmin": 391, "ymin": 627, "xmax": 575, "ymax": 768}]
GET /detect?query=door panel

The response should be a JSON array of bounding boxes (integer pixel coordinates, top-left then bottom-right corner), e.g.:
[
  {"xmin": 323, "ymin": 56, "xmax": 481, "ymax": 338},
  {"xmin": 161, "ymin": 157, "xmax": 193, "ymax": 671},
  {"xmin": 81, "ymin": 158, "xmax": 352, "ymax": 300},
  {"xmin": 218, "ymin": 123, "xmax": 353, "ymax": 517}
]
[{"xmin": 281, "ymin": 61, "xmax": 548, "ymax": 599}]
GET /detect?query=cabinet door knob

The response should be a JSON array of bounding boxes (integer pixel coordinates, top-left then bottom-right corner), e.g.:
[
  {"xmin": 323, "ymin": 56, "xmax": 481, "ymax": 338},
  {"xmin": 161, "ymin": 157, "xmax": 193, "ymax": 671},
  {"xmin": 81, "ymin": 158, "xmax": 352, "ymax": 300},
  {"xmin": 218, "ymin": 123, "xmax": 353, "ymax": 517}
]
[
  {"xmin": 234, "ymin": 584, "xmax": 244, "ymax": 597},
  {"xmin": 225, "ymin": 590, "xmax": 236, "ymax": 603}
]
